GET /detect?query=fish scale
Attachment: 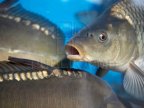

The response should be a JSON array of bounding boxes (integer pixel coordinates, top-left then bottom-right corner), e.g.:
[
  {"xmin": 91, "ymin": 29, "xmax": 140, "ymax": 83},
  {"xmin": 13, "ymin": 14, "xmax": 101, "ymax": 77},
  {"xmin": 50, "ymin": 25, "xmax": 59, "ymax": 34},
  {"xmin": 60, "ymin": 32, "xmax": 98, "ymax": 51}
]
[{"xmin": 111, "ymin": 0, "xmax": 144, "ymax": 56}]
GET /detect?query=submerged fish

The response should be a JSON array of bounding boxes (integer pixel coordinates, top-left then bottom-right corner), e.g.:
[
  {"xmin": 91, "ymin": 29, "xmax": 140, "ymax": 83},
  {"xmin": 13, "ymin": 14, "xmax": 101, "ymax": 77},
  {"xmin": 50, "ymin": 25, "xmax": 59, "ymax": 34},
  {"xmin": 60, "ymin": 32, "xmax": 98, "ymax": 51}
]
[
  {"xmin": 0, "ymin": 0, "xmax": 70, "ymax": 68},
  {"xmin": 0, "ymin": 61, "xmax": 126, "ymax": 108},
  {"xmin": 65, "ymin": 0, "xmax": 144, "ymax": 101}
]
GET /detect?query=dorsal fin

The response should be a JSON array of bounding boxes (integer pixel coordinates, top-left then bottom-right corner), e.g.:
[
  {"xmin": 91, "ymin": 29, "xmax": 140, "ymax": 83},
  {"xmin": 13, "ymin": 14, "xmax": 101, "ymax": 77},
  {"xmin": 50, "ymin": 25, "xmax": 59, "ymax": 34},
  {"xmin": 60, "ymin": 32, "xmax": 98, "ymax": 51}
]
[
  {"xmin": 110, "ymin": 0, "xmax": 144, "ymax": 56},
  {"xmin": 0, "ymin": 60, "xmax": 83, "ymax": 82},
  {"xmin": 8, "ymin": 56, "xmax": 54, "ymax": 70}
]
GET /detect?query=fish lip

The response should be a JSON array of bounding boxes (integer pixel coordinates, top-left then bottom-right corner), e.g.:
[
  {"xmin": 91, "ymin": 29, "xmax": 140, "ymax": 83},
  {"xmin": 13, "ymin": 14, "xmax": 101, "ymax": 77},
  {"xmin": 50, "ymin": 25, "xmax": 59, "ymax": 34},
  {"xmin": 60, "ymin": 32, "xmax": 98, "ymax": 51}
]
[{"xmin": 65, "ymin": 44, "xmax": 85, "ymax": 61}]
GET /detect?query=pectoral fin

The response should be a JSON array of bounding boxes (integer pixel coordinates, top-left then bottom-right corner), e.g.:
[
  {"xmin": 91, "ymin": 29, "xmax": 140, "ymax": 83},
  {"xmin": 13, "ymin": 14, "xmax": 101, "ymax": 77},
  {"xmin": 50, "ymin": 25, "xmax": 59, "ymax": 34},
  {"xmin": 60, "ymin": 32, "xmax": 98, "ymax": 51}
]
[{"xmin": 123, "ymin": 61, "xmax": 144, "ymax": 101}]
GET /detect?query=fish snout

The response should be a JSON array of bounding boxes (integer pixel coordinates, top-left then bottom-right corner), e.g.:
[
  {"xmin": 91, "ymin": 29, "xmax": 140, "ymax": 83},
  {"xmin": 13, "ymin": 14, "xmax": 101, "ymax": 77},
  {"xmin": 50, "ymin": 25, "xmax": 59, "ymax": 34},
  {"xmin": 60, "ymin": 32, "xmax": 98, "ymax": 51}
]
[{"xmin": 65, "ymin": 43, "xmax": 84, "ymax": 61}]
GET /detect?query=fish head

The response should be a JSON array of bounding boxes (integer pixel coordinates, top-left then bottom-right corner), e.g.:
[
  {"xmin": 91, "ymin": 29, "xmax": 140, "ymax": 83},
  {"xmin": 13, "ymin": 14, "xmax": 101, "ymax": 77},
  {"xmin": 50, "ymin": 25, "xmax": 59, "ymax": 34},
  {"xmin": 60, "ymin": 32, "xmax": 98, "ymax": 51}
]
[{"xmin": 65, "ymin": 19, "xmax": 137, "ymax": 70}]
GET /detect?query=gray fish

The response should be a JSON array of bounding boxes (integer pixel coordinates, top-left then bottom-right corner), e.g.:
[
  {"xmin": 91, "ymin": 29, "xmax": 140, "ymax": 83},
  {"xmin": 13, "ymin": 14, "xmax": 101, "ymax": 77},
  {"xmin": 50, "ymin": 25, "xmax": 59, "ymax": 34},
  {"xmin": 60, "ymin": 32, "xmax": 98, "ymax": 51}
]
[
  {"xmin": 65, "ymin": 0, "xmax": 144, "ymax": 101},
  {"xmin": 0, "ymin": 0, "xmax": 70, "ymax": 68},
  {"xmin": 0, "ymin": 61, "xmax": 126, "ymax": 108}
]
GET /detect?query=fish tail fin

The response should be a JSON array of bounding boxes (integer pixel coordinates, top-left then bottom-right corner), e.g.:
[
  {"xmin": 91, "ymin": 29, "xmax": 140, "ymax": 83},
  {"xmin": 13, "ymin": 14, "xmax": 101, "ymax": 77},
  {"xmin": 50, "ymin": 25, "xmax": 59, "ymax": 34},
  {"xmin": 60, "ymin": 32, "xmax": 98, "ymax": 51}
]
[{"xmin": 0, "ymin": 0, "xmax": 19, "ymax": 12}]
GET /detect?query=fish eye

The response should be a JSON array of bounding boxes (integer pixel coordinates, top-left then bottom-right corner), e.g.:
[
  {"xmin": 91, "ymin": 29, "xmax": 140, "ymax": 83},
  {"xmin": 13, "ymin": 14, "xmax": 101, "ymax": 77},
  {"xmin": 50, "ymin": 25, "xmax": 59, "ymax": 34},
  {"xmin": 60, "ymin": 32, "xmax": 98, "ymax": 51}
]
[{"xmin": 98, "ymin": 32, "xmax": 107, "ymax": 42}]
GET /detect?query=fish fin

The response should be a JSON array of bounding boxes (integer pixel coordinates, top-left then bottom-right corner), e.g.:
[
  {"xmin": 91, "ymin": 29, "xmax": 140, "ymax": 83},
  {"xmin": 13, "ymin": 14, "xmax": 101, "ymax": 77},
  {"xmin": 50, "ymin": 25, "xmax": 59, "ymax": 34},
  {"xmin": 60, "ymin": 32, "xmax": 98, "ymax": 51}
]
[
  {"xmin": 0, "ymin": 61, "xmax": 54, "ymax": 82},
  {"xmin": 8, "ymin": 56, "xmax": 53, "ymax": 70},
  {"xmin": 96, "ymin": 67, "xmax": 108, "ymax": 77},
  {"xmin": 0, "ymin": 61, "xmax": 38, "ymax": 73},
  {"xmin": 123, "ymin": 61, "xmax": 144, "ymax": 101},
  {"xmin": 75, "ymin": 11, "xmax": 99, "ymax": 25}
]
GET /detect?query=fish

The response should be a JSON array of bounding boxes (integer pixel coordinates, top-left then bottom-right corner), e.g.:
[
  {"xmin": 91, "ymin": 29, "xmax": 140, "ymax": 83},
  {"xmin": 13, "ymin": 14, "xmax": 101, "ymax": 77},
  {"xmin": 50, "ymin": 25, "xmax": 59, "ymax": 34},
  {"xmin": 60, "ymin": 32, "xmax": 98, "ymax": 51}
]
[
  {"xmin": 0, "ymin": 61, "xmax": 126, "ymax": 108},
  {"xmin": 65, "ymin": 0, "xmax": 144, "ymax": 101},
  {"xmin": 0, "ymin": 0, "xmax": 70, "ymax": 69}
]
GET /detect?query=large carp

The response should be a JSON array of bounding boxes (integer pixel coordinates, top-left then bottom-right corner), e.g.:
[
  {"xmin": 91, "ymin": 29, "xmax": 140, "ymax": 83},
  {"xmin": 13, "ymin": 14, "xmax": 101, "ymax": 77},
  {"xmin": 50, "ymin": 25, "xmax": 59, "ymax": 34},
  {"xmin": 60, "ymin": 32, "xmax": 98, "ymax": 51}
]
[{"xmin": 65, "ymin": 0, "xmax": 144, "ymax": 101}]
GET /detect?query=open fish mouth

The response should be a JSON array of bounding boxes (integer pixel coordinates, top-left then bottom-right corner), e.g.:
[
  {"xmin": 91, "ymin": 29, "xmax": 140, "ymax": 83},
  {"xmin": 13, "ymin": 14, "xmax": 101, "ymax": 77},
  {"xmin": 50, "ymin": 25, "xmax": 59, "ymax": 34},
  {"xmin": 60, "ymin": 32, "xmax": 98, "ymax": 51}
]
[{"xmin": 65, "ymin": 44, "xmax": 84, "ymax": 61}]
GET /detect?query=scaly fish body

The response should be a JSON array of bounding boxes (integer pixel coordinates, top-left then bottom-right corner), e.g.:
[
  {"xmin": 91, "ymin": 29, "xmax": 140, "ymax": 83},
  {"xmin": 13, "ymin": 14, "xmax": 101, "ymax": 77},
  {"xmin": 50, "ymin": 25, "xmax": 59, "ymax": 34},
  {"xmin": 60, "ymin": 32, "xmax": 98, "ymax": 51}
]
[
  {"xmin": 0, "ymin": 61, "xmax": 126, "ymax": 108},
  {"xmin": 0, "ymin": 0, "xmax": 68, "ymax": 68},
  {"xmin": 65, "ymin": 0, "xmax": 144, "ymax": 101},
  {"xmin": 111, "ymin": 0, "xmax": 144, "ymax": 56}
]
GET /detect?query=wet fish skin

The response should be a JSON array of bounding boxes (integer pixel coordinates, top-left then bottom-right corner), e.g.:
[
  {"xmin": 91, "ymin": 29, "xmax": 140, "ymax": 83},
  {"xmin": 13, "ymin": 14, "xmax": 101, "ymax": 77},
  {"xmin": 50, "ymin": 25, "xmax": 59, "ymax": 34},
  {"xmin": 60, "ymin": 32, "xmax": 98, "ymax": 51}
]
[
  {"xmin": 0, "ymin": 0, "xmax": 70, "ymax": 68},
  {"xmin": 66, "ymin": 19, "xmax": 137, "ymax": 70},
  {"xmin": 65, "ymin": 0, "xmax": 144, "ymax": 101},
  {"xmin": 0, "ymin": 66, "xmax": 126, "ymax": 108}
]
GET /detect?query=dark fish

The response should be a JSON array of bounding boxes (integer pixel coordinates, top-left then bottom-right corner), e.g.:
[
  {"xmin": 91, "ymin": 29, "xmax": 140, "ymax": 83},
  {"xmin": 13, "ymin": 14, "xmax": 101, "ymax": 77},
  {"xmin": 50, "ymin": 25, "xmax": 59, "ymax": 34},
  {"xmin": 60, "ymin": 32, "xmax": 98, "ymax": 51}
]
[
  {"xmin": 65, "ymin": 0, "xmax": 144, "ymax": 101},
  {"xmin": 0, "ymin": 0, "xmax": 70, "ymax": 68},
  {"xmin": 0, "ymin": 61, "xmax": 126, "ymax": 108}
]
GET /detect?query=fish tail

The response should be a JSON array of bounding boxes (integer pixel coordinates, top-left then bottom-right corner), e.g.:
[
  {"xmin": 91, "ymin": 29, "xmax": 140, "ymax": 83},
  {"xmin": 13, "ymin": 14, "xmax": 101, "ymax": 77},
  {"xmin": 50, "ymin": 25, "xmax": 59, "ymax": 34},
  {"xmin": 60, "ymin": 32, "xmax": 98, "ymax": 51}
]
[{"xmin": 0, "ymin": 0, "xmax": 19, "ymax": 12}]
